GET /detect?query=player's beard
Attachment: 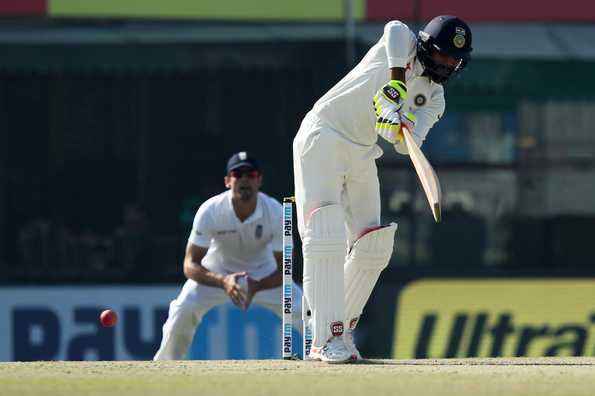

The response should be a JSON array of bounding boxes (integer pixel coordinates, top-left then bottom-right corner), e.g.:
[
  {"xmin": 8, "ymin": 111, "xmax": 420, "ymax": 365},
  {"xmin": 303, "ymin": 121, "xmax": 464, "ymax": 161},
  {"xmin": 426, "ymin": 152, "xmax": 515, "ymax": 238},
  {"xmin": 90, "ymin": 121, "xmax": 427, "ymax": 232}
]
[{"xmin": 238, "ymin": 185, "xmax": 255, "ymax": 202}]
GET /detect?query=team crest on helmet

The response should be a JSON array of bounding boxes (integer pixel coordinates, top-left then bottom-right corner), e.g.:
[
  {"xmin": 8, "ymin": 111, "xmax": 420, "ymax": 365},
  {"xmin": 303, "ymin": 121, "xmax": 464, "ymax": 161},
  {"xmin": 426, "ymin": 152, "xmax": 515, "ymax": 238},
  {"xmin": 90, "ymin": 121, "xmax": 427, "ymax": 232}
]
[
  {"xmin": 414, "ymin": 94, "xmax": 427, "ymax": 107},
  {"xmin": 453, "ymin": 34, "xmax": 466, "ymax": 48}
]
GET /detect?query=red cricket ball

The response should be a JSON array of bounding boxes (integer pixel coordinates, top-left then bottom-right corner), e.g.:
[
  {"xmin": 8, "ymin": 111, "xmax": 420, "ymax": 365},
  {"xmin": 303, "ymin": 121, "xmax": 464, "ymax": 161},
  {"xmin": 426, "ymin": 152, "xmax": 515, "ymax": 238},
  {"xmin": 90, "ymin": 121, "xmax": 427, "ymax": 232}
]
[{"xmin": 100, "ymin": 309, "xmax": 118, "ymax": 327}]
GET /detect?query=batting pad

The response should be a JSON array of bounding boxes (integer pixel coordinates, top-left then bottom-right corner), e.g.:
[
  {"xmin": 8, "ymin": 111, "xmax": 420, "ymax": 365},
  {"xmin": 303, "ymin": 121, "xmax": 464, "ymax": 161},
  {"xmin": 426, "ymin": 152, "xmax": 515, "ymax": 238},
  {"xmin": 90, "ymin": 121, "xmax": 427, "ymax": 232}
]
[
  {"xmin": 302, "ymin": 204, "xmax": 346, "ymax": 347},
  {"xmin": 344, "ymin": 223, "xmax": 397, "ymax": 325}
]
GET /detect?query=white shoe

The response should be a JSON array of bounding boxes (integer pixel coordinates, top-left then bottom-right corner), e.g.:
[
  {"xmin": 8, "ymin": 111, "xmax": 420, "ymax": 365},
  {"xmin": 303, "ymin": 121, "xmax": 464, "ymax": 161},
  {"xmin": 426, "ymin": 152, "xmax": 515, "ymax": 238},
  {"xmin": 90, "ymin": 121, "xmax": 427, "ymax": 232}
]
[
  {"xmin": 344, "ymin": 330, "xmax": 362, "ymax": 361},
  {"xmin": 309, "ymin": 336, "xmax": 352, "ymax": 363}
]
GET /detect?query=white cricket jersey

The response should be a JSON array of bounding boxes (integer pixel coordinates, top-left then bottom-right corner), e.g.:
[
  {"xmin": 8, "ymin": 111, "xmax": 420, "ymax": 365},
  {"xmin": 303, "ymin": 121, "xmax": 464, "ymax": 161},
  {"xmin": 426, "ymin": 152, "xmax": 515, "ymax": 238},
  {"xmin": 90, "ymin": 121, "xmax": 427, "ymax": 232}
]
[
  {"xmin": 188, "ymin": 190, "xmax": 282, "ymax": 280},
  {"xmin": 312, "ymin": 20, "xmax": 445, "ymax": 150}
]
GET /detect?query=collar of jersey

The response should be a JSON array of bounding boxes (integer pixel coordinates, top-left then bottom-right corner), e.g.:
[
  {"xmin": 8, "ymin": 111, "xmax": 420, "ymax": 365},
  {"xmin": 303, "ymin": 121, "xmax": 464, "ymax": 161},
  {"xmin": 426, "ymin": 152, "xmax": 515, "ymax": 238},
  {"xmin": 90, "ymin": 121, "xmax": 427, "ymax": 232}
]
[
  {"xmin": 411, "ymin": 56, "xmax": 425, "ymax": 78},
  {"xmin": 225, "ymin": 190, "xmax": 263, "ymax": 224}
]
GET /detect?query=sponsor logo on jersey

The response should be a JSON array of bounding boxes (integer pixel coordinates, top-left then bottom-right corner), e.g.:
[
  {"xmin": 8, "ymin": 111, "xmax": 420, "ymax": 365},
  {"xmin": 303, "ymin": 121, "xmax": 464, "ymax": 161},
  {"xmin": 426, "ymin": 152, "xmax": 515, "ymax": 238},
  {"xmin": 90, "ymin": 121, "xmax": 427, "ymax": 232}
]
[
  {"xmin": 215, "ymin": 229, "xmax": 237, "ymax": 235},
  {"xmin": 255, "ymin": 224, "xmax": 263, "ymax": 239}
]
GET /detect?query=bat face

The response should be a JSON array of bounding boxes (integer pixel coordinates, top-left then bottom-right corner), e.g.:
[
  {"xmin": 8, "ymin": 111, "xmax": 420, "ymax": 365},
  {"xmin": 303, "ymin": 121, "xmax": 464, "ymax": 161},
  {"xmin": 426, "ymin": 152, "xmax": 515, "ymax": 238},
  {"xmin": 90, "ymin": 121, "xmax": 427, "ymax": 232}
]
[{"xmin": 401, "ymin": 126, "xmax": 442, "ymax": 223}]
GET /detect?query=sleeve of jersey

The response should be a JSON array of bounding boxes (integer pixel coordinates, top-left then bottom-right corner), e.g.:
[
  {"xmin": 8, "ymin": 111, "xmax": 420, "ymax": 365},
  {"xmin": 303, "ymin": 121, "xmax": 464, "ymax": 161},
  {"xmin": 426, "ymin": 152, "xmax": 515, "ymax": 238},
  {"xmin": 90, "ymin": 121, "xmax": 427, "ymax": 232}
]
[
  {"xmin": 270, "ymin": 199, "xmax": 283, "ymax": 252},
  {"xmin": 394, "ymin": 88, "xmax": 446, "ymax": 155},
  {"xmin": 383, "ymin": 21, "xmax": 417, "ymax": 69},
  {"xmin": 187, "ymin": 204, "xmax": 213, "ymax": 248}
]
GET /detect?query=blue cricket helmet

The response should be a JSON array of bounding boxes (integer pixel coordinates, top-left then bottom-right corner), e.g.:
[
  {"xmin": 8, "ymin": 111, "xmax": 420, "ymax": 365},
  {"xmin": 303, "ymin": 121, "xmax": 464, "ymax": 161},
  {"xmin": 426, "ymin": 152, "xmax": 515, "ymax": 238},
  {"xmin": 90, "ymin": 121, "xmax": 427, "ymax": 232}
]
[{"xmin": 417, "ymin": 15, "xmax": 473, "ymax": 84}]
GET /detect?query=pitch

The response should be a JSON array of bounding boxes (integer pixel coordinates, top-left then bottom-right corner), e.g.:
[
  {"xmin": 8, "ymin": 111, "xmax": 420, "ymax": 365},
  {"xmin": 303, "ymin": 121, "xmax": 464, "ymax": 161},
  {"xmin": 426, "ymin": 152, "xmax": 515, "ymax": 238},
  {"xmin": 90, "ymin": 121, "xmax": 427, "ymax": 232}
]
[{"xmin": 1, "ymin": 357, "xmax": 594, "ymax": 396}]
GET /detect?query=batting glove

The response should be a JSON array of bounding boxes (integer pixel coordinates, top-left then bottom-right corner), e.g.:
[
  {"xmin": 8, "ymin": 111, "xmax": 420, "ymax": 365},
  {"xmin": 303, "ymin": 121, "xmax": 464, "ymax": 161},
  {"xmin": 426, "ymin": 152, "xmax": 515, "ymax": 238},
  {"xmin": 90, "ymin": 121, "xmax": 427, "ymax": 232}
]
[
  {"xmin": 400, "ymin": 112, "xmax": 417, "ymax": 136},
  {"xmin": 374, "ymin": 80, "xmax": 408, "ymax": 144},
  {"xmin": 393, "ymin": 112, "xmax": 417, "ymax": 154},
  {"xmin": 375, "ymin": 112, "xmax": 402, "ymax": 144},
  {"xmin": 373, "ymin": 80, "xmax": 407, "ymax": 117}
]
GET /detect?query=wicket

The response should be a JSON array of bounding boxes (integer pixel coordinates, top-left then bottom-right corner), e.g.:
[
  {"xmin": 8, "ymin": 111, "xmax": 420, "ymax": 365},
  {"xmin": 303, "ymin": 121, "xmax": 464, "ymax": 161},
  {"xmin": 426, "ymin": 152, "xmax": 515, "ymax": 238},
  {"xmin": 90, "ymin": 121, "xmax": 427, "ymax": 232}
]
[{"xmin": 282, "ymin": 196, "xmax": 312, "ymax": 360}]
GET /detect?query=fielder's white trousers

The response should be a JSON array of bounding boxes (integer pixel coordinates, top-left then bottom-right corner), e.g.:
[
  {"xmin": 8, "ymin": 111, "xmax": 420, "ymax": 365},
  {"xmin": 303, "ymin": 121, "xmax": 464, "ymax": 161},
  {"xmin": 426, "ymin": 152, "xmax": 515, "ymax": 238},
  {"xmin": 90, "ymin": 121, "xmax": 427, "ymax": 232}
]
[
  {"xmin": 293, "ymin": 112, "xmax": 382, "ymax": 245},
  {"xmin": 154, "ymin": 279, "xmax": 303, "ymax": 360}
]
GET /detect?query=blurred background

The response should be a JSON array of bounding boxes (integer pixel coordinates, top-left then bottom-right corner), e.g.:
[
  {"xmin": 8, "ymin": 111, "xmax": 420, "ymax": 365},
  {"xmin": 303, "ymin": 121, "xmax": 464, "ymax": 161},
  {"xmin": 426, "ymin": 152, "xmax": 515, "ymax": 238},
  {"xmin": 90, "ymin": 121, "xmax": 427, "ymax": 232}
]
[{"xmin": 1, "ymin": 0, "xmax": 594, "ymax": 361}]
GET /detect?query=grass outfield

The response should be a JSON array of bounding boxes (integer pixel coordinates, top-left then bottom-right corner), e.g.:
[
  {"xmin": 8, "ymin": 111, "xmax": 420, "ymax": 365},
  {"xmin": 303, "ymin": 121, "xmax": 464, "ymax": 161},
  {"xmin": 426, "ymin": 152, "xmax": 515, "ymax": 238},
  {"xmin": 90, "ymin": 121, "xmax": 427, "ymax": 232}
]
[{"xmin": 1, "ymin": 358, "xmax": 594, "ymax": 396}]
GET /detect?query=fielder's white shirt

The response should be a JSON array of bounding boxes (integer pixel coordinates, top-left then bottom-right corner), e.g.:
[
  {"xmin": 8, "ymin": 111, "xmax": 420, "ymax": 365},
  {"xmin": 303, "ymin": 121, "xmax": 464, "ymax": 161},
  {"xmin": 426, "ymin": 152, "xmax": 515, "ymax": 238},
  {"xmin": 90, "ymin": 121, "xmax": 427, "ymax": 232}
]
[
  {"xmin": 188, "ymin": 190, "xmax": 282, "ymax": 280},
  {"xmin": 312, "ymin": 20, "xmax": 445, "ymax": 151}
]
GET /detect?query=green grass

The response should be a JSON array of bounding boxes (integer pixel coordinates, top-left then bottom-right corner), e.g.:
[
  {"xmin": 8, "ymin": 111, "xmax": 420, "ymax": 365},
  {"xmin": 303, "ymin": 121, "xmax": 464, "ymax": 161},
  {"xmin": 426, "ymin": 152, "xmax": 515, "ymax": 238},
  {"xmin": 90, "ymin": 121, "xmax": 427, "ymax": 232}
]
[{"xmin": 1, "ymin": 358, "xmax": 594, "ymax": 396}]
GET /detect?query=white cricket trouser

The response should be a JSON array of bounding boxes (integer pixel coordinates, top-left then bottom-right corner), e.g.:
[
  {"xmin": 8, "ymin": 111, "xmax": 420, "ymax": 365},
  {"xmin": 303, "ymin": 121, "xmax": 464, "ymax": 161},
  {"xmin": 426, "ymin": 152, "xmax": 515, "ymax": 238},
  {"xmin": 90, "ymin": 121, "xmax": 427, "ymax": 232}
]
[
  {"xmin": 154, "ymin": 279, "xmax": 303, "ymax": 360},
  {"xmin": 293, "ymin": 111, "xmax": 382, "ymax": 345},
  {"xmin": 293, "ymin": 112, "xmax": 382, "ymax": 240}
]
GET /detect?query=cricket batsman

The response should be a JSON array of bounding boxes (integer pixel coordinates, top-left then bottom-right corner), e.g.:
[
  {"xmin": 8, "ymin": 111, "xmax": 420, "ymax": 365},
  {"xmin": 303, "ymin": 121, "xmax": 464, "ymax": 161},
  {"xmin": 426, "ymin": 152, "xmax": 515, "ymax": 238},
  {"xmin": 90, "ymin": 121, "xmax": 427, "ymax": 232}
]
[{"xmin": 293, "ymin": 16, "xmax": 473, "ymax": 362}]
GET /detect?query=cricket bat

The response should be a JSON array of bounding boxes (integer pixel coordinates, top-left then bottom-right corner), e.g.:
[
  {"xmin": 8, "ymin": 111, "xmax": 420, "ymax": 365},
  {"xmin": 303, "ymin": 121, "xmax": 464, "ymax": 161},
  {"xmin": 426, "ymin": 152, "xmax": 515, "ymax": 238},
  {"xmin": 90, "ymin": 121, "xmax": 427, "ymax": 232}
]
[{"xmin": 401, "ymin": 126, "xmax": 442, "ymax": 223}]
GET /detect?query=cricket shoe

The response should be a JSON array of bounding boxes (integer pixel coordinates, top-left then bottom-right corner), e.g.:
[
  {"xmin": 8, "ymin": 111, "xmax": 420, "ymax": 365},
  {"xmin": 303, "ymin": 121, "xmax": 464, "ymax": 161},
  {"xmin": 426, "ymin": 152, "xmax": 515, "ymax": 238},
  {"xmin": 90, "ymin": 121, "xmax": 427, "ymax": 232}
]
[
  {"xmin": 308, "ymin": 336, "xmax": 352, "ymax": 364},
  {"xmin": 344, "ymin": 330, "xmax": 362, "ymax": 361}
]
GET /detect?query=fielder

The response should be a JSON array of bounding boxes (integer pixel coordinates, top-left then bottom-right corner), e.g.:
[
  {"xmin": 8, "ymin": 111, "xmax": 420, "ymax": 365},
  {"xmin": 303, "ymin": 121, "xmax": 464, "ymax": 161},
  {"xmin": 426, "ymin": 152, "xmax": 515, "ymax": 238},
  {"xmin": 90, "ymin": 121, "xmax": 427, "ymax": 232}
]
[
  {"xmin": 293, "ymin": 16, "xmax": 473, "ymax": 362},
  {"xmin": 154, "ymin": 152, "xmax": 302, "ymax": 360}
]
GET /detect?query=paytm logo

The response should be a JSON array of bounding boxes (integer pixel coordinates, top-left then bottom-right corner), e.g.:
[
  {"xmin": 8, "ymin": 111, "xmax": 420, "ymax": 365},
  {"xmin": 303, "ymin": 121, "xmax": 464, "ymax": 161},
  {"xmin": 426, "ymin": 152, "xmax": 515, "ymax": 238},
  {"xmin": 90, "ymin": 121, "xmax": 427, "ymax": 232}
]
[
  {"xmin": 11, "ymin": 307, "xmax": 167, "ymax": 361},
  {"xmin": 0, "ymin": 287, "xmax": 175, "ymax": 361},
  {"xmin": 0, "ymin": 287, "xmax": 303, "ymax": 361},
  {"xmin": 187, "ymin": 304, "xmax": 303, "ymax": 359}
]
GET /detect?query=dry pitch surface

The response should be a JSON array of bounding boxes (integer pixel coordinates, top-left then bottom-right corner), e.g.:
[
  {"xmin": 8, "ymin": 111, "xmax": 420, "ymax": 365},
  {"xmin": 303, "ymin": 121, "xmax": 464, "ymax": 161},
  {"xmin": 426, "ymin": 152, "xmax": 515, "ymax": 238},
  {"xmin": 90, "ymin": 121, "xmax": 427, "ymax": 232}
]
[{"xmin": 1, "ymin": 358, "xmax": 595, "ymax": 396}]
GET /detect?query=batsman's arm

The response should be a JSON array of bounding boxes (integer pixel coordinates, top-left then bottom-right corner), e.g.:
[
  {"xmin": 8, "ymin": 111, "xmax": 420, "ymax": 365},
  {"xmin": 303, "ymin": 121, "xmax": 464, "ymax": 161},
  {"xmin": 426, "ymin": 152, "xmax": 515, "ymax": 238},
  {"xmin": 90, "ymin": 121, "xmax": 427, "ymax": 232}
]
[
  {"xmin": 384, "ymin": 20, "xmax": 409, "ymax": 106},
  {"xmin": 183, "ymin": 242, "xmax": 225, "ymax": 288},
  {"xmin": 390, "ymin": 67, "xmax": 405, "ymax": 83},
  {"xmin": 384, "ymin": 20, "xmax": 416, "ymax": 69},
  {"xmin": 248, "ymin": 251, "xmax": 282, "ymax": 293}
]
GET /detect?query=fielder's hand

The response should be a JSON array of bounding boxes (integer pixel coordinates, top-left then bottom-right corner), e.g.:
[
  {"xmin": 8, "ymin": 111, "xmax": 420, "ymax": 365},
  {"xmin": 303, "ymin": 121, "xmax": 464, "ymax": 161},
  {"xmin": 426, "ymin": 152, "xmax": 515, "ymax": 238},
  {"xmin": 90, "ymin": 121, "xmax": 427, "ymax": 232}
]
[
  {"xmin": 373, "ymin": 80, "xmax": 407, "ymax": 144},
  {"xmin": 222, "ymin": 272, "xmax": 248, "ymax": 309},
  {"xmin": 241, "ymin": 276, "xmax": 259, "ymax": 311}
]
